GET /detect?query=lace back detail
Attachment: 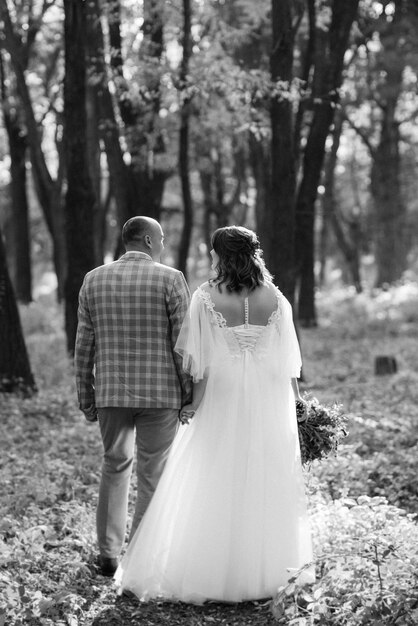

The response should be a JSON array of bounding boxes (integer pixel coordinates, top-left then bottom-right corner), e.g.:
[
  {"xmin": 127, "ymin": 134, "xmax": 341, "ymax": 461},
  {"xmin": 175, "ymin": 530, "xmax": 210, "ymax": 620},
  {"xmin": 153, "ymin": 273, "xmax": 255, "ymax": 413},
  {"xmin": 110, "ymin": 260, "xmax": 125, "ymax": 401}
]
[
  {"xmin": 195, "ymin": 285, "xmax": 285, "ymax": 359},
  {"xmin": 197, "ymin": 288, "xmax": 228, "ymax": 328},
  {"xmin": 197, "ymin": 285, "xmax": 283, "ymax": 332},
  {"xmin": 267, "ymin": 287, "xmax": 282, "ymax": 329}
]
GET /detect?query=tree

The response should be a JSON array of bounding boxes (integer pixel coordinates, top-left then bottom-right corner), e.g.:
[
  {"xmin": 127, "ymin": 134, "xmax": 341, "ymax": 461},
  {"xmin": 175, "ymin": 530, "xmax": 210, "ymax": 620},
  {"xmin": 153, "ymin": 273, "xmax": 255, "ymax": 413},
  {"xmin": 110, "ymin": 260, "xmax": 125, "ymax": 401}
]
[
  {"xmin": 0, "ymin": 226, "xmax": 36, "ymax": 393},
  {"xmin": 294, "ymin": 0, "xmax": 360, "ymax": 325},
  {"xmin": 319, "ymin": 109, "xmax": 363, "ymax": 292},
  {"xmin": 177, "ymin": 0, "xmax": 194, "ymax": 276},
  {"xmin": 369, "ymin": 0, "xmax": 417, "ymax": 286},
  {"xmin": 0, "ymin": 51, "xmax": 31, "ymax": 303},
  {"xmin": 63, "ymin": 0, "xmax": 96, "ymax": 354},
  {"xmin": 265, "ymin": 0, "xmax": 297, "ymax": 304}
]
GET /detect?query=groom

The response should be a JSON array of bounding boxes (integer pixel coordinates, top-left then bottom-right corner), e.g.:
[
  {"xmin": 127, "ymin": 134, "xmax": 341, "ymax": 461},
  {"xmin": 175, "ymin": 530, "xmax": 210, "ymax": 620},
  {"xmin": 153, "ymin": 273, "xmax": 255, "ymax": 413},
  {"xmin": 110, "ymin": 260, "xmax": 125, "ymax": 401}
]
[{"xmin": 74, "ymin": 216, "xmax": 192, "ymax": 576}]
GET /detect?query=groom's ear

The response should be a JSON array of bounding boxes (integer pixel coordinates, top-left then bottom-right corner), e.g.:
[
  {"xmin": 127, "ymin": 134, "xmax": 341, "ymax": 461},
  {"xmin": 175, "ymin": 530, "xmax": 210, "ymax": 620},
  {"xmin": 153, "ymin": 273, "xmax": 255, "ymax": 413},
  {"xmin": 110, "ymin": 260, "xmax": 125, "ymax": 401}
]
[{"xmin": 145, "ymin": 235, "xmax": 152, "ymax": 248}]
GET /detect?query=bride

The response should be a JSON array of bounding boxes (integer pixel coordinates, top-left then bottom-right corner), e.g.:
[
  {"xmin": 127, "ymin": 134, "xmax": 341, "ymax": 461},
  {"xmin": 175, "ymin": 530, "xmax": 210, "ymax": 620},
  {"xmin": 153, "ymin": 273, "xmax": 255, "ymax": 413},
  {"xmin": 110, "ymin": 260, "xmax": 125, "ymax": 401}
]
[{"xmin": 114, "ymin": 225, "xmax": 314, "ymax": 603}]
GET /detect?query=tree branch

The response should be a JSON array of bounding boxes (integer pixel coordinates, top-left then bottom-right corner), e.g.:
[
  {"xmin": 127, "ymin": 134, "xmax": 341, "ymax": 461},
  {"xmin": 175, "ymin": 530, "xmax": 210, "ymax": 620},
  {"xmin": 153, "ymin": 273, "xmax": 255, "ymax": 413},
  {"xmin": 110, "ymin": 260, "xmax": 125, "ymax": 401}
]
[{"xmin": 343, "ymin": 112, "xmax": 376, "ymax": 156}]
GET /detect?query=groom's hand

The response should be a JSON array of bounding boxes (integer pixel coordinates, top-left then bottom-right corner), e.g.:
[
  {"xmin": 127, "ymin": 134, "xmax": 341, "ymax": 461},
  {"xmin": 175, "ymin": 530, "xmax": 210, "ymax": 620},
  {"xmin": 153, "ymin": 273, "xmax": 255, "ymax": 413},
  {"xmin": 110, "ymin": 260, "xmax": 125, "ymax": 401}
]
[{"xmin": 82, "ymin": 404, "xmax": 98, "ymax": 422}]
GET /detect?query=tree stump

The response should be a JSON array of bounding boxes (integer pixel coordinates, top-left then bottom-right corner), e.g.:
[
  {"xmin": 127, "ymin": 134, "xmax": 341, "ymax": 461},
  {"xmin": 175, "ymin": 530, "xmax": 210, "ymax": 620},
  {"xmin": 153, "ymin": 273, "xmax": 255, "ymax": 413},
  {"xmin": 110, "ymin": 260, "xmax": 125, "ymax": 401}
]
[{"xmin": 374, "ymin": 356, "xmax": 397, "ymax": 376}]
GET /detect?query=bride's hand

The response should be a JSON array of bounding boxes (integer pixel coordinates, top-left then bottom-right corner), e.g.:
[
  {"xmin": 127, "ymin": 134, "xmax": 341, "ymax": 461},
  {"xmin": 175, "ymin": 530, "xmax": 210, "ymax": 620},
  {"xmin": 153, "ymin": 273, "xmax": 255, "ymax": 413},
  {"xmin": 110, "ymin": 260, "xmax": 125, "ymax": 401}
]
[{"xmin": 179, "ymin": 403, "xmax": 197, "ymax": 425}]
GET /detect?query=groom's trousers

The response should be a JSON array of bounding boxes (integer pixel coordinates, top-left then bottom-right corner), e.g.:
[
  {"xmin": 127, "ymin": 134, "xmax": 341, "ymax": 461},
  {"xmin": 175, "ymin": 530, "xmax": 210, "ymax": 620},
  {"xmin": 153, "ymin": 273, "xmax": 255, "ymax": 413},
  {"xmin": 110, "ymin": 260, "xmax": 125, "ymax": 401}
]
[{"xmin": 96, "ymin": 407, "xmax": 178, "ymax": 559}]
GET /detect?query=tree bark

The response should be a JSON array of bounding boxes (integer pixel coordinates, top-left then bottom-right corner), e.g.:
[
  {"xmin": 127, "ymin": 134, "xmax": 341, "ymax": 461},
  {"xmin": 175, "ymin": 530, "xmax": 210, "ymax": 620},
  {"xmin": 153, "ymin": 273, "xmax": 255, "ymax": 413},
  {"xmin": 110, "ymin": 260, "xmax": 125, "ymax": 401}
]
[
  {"xmin": 266, "ymin": 0, "xmax": 296, "ymax": 304},
  {"xmin": 177, "ymin": 0, "xmax": 193, "ymax": 277},
  {"xmin": 63, "ymin": 0, "xmax": 97, "ymax": 354},
  {"xmin": 295, "ymin": 0, "xmax": 360, "ymax": 325},
  {"xmin": 0, "ymin": 227, "xmax": 36, "ymax": 393},
  {"xmin": 0, "ymin": 53, "xmax": 32, "ymax": 303}
]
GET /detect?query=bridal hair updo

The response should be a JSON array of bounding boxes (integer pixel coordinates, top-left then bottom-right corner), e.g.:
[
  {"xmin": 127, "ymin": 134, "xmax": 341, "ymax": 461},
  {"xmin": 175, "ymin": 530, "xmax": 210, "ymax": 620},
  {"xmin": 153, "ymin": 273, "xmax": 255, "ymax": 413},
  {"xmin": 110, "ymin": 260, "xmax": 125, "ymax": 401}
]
[{"xmin": 210, "ymin": 226, "xmax": 272, "ymax": 293}]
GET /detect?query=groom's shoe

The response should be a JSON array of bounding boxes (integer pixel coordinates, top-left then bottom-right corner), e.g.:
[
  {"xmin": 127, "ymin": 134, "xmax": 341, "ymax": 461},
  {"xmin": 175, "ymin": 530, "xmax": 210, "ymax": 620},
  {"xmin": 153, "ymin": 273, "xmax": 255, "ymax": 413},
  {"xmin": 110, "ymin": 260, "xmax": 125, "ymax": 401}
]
[{"xmin": 98, "ymin": 555, "xmax": 118, "ymax": 577}]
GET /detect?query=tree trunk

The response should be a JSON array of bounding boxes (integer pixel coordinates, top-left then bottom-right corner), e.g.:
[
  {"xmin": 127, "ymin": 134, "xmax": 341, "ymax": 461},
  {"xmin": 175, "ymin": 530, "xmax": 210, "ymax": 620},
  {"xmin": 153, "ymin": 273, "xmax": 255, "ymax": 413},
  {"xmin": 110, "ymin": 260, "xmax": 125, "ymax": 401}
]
[
  {"xmin": 199, "ymin": 166, "xmax": 217, "ymax": 253},
  {"xmin": 293, "ymin": 0, "xmax": 316, "ymax": 170},
  {"xmin": 198, "ymin": 139, "xmax": 232, "ymax": 253},
  {"xmin": 86, "ymin": 84, "xmax": 106, "ymax": 266},
  {"xmin": 177, "ymin": 0, "xmax": 193, "ymax": 277},
  {"xmin": 371, "ymin": 103, "xmax": 406, "ymax": 286},
  {"xmin": 266, "ymin": 0, "xmax": 296, "ymax": 304},
  {"xmin": 370, "ymin": 2, "xmax": 408, "ymax": 286},
  {"xmin": 0, "ymin": 228, "xmax": 36, "ymax": 393},
  {"xmin": 321, "ymin": 110, "xmax": 362, "ymax": 292},
  {"xmin": 63, "ymin": 0, "xmax": 97, "ymax": 355},
  {"xmin": 131, "ymin": 0, "xmax": 166, "ymax": 221},
  {"xmin": 250, "ymin": 134, "xmax": 270, "ymax": 248},
  {"xmin": 0, "ymin": 53, "xmax": 32, "ymax": 303},
  {"xmin": 4, "ymin": 118, "xmax": 32, "ymax": 303},
  {"xmin": 295, "ymin": 0, "xmax": 360, "ymax": 325}
]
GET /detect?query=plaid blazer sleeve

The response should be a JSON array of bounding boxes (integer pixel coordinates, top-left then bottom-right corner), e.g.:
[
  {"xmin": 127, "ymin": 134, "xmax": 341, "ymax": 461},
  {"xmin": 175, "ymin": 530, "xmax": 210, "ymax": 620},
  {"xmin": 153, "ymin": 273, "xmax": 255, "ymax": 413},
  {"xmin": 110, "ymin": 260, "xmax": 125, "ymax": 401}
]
[
  {"xmin": 74, "ymin": 276, "xmax": 96, "ymax": 410},
  {"xmin": 167, "ymin": 271, "xmax": 193, "ymax": 405}
]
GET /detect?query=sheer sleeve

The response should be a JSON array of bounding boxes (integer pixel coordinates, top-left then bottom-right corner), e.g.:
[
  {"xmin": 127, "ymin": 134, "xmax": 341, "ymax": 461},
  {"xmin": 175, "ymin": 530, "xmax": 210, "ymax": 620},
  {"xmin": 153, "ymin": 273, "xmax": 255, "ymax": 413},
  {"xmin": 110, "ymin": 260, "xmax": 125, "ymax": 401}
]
[
  {"xmin": 174, "ymin": 289, "xmax": 216, "ymax": 382},
  {"xmin": 279, "ymin": 296, "xmax": 302, "ymax": 378}
]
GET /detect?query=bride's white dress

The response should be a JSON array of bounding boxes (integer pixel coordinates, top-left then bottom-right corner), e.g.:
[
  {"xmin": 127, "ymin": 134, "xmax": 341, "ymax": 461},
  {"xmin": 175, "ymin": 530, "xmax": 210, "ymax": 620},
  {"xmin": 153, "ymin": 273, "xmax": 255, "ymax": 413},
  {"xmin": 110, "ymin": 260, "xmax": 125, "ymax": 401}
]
[{"xmin": 114, "ymin": 285, "xmax": 314, "ymax": 603}]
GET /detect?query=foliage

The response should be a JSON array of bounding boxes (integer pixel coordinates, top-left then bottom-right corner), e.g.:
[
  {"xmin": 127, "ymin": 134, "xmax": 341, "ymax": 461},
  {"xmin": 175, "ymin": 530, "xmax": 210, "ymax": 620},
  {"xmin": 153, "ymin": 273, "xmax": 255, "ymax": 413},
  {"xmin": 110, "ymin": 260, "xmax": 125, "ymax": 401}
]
[{"xmin": 273, "ymin": 496, "xmax": 418, "ymax": 625}]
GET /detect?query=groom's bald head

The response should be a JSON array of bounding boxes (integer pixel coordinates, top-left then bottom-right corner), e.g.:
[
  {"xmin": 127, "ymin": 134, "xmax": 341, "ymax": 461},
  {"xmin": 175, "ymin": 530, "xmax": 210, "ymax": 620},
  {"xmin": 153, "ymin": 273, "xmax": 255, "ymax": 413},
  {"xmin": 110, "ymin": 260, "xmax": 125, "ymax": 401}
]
[
  {"xmin": 122, "ymin": 216, "xmax": 164, "ymax": 261},
  {"xmin": 122, "ymin": 216, "xmax": 161, "ymax": 247}
]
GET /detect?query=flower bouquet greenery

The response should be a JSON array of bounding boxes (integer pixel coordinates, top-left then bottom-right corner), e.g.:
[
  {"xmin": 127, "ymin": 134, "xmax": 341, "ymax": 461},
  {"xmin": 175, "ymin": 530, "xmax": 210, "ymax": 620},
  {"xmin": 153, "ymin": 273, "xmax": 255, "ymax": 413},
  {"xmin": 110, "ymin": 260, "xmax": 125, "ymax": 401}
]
[{"xmin": 296, "ymin": 397, "xmax": 348, "ymax": 465}]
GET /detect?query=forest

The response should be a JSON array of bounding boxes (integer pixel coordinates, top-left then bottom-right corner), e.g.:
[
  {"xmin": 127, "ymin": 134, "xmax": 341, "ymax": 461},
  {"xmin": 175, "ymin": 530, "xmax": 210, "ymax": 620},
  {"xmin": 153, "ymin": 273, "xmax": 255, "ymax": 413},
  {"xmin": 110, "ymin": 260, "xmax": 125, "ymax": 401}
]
[{"xmin": 1, "ymin": 0, "xmax": 418, "ymax": 625}]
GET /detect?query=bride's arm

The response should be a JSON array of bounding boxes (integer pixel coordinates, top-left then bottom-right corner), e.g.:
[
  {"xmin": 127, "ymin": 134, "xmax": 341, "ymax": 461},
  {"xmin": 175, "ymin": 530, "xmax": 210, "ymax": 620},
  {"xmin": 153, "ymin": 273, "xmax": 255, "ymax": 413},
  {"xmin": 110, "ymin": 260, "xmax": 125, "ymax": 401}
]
[
  {"xmin": 292, "ymin": 377, "xmax": 309, "ymax": 422},
  {"xmin": 179, "ymin": 376, "xmax": 208, "ymax": 424},
  {"xmin": 291, "ymin": 377, "xmax": 303, "ymax": 402}
]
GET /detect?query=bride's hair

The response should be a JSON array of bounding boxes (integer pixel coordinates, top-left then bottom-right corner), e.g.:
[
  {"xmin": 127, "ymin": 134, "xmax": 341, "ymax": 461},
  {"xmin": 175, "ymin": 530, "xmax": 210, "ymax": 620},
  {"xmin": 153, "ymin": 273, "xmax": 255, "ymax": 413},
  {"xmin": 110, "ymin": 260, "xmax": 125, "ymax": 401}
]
[{"xmin": 210, "ymin": 226, "xmax": 273, "ymax": 293}]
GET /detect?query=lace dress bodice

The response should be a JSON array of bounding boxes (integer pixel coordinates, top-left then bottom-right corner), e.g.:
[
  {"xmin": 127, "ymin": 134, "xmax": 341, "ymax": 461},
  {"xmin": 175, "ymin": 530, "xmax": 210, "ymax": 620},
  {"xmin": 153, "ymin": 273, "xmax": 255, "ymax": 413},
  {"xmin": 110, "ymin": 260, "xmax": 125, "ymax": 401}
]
[{"xmin": 196, "ymin": 286, "xmax": 282, "ymax": 356}]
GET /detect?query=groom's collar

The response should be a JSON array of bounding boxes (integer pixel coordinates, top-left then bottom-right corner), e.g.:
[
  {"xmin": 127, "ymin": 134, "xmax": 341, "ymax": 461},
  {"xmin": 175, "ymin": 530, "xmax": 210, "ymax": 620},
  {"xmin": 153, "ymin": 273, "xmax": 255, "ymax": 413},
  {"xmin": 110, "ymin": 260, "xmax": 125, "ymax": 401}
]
[{"xmin": 120, "ymin": 251, "xmax": 153, "ymax": 262}]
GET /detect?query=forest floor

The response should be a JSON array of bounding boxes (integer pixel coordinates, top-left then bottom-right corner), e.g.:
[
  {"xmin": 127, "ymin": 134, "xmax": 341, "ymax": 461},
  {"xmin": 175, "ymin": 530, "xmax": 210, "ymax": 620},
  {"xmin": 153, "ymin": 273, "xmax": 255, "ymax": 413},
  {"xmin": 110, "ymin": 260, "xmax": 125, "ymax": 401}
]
[{"xmin": 1, "ymin": 282, "xmax": 418, "ymax": 625}]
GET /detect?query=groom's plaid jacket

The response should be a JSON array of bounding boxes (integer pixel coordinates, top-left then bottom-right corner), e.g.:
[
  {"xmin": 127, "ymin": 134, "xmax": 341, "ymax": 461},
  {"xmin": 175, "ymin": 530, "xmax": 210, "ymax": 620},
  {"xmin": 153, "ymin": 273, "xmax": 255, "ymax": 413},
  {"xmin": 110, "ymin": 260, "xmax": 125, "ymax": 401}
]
[{"xmin": 74, "ymin": 252, "xmax": 192, "ymax": 410}]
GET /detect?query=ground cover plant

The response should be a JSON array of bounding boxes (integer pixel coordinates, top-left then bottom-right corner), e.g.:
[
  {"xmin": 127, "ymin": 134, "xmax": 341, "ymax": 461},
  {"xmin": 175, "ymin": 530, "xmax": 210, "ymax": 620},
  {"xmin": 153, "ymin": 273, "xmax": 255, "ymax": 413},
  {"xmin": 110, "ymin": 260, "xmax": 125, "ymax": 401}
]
[{"xmin": 1, "ymin": 281, "xmax": 418, "ymax": 625}]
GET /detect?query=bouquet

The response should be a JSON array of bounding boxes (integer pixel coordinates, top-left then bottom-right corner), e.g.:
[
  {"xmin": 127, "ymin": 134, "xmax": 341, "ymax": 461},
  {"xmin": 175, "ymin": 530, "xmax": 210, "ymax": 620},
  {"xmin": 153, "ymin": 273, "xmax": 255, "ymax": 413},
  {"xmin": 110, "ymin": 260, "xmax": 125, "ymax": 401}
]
[{"xmin": 296, "ymin": 396, "xmax": 348, "ymax": 465}]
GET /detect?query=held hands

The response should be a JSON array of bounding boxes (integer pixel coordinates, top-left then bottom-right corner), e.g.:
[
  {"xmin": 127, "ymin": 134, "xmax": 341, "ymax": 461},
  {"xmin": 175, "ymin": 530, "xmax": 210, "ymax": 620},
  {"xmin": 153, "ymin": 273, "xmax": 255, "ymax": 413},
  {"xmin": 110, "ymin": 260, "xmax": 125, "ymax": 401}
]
[{"xmin": 179, "ymin": 403, "xmax": 197, "ymax": 425}]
